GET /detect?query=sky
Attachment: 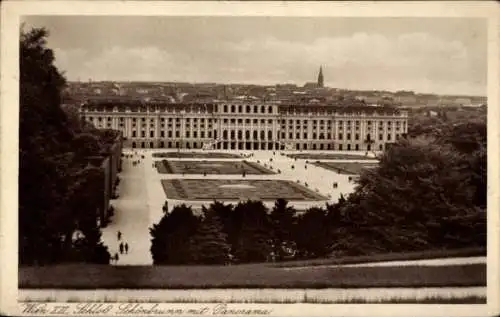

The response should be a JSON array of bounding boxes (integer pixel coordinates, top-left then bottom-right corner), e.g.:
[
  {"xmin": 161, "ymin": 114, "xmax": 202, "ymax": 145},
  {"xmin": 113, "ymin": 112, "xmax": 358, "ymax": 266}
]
[{"xmin": 23, "ymin": 16, "xmax": 487, "ymax": 96}]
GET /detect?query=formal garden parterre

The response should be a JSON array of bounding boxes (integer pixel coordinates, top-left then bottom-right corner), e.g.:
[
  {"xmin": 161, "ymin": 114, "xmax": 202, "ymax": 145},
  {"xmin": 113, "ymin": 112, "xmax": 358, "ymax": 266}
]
[
  {"xmin": 155, "ymin": 160, "xmax": 275, "ymax": 175},
  {"xmin": 286, "ymin": 153, "xmax": 376, "ymax": 160},
  {"xmin": 161, "ymin": 179, "xmax": 328, "ymax": 201},
  {"xmin": 312, "ymin": 161, "xmax": 380, "ymax": 175}
]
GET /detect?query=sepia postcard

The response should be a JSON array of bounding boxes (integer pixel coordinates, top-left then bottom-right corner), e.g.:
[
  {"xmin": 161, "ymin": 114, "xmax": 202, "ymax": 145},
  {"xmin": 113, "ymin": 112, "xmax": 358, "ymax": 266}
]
[{"xmin": 1, "ymin": 1, "xmax": 499, "ymax": 316}]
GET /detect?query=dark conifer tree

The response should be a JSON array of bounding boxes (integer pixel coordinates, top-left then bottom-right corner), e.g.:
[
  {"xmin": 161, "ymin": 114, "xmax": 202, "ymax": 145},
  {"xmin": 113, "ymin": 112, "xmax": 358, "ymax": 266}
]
[{"xmin": 189, "ymin": 207, "xmax": 231, "ymax": 265}]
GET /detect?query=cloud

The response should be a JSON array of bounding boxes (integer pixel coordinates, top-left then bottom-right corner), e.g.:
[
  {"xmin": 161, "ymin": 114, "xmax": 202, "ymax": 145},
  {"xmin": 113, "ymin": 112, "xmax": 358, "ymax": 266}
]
[
  {"xmin": 220, "ymin": 32, "xmax": 484, "ymax": 94},
  {"xmin": 53, "ymin": 32, "xmax": 485, "ymax": 95}
]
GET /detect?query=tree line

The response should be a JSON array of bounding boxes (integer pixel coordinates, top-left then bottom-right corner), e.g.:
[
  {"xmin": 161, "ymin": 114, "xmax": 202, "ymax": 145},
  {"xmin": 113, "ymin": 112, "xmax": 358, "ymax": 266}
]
[{"xmin": 19, "ymin": 27, "xmax": 117, "ymax": 265}]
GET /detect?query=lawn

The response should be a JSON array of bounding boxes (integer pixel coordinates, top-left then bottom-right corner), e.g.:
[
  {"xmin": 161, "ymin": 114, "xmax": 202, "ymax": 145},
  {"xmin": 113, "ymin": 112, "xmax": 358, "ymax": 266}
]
[
  {"xmin": 152, "ymin": 152, "xmax": 241, "ymax": 159},
  {"xmin": 155, "ymin": 160, "xmax": 275, "ymax": 175},
  {"xmin": 19, "ymin": 263, "xmax": 485, "ymax": 289},
  {"xmin": 287, "ymin": 153, "xmax": 375, "ymax": 160},
  {"xmin": 161, "ymin": 179, "xmax": 328, "ymax": 201},
  {"xmin": 312, "ymin": 161, "xmax": 379, "ymax": 175}
]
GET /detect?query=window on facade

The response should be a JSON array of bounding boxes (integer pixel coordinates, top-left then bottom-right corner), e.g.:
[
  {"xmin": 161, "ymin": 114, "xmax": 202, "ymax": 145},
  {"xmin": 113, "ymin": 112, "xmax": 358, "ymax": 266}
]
[
  {"xmin": 246, "ymin": 106, "xmax": 250, "ymax": 113},
  {"xmin": 160, "ymin": 131, "xmax": 165, "ymax": 137},
  {"xmin": 224, "ymin": 105, "xmax": 228, "ymax": 112},
  {"xmin": 339, "ymin": 133, "xmax": 343, "ymax": 140},
  {"xmin": 355, "ymin": 134, "xmax": 359, "ymax": 140},
  {"xmin": 289, "ymin": 132, "xmax": 293, "ymax": 139},
  {"xmin": 223, "ymin": 130, "xmax": 228, "ymax": 139},
  {"xmin": 261, "ymin": 106, "xmax": 265, "ymax": 113},
  {"xmin": 313, "ymin": 133, "xmax": 317, "ymax": 139},
  {"xmin": 304, "ymin": 132, "xmax": 308, "ymax": 139},
  {"xmin": 208, "ymin": 131, "xmax": 212, "ymax": 138},
  {"xmin": 238, "ymin": 119, "xmax": 243, "ymax": 124},
  {"xmin": 193, "ymin": 131, "xmax": 197, "ymax": 138},
  {"xmin": 238, "ymin": 106, "xmax": 242, "ymax": 113},
  {"xmin": 379, "ymin": 134, "xmax": 383, "ymax": 140},
  {"xmin": 245, "ymin": 119, "xmax": 250, "ymax": 124},
  {"xmin": 281, "ymin": 132, "xmax": 285, "ymax": 139},
  {"xmin": 253, "ymin": 131, "xmax": 258, "ymax": 139},
  {"xmin": 168, "ymin": 131, "xmax": 172, "ymax": 137},
  {"xmin": 132, "ymin": 131, "xmax": 137, "ymax": 137},
  {"xmin": 201, "ymin": 131, "xmax": 205, "ymax": 138},
  {"xmin": 261, "ymin": 119, "xmax": 265, "ymax": 124},
  {"xmin": 268, "ymin": 131, "xmax": 272, "ymax": 139},
  {"xmin": 141, "ymin": 131, "xmax": 145, "ymax": 137},
  {"xmin": 347, "ymin": 133, "xmax": 351, "ymax": 140},
  {"xmin": 296, "ymin": 132, "xmax": 300, "ymax": 139},
  {"xmin": 268, "ymin": 106, "xmax": 273, "ymax": 113},
  {"xmin": 231, "ymin": 131, "xmax": 235, "ymax": 139},
  {"xmin": 261, "ymin": 131, "xmax": 265, "ymax": 139},
  {"xmin": 237, "ymin": 131, "xmax": 242, "ymax": 140},
  {"xmin": 176, "ymin": 131, "xmax": 180, "ymax": 137},
  {"xmin": 254, "ymin": 106, "xmax": 258, "ymax": 113},
  {"xmin": 268, "ymin": 119, "xmax": 272, "ymax": 124},
  {"xmin": 186, "ymin": 131, "xmax": 190, "ymax": 138},
  {"xmin": 387, "ymin": 134, "xmax": 391, "ymax": 141}
]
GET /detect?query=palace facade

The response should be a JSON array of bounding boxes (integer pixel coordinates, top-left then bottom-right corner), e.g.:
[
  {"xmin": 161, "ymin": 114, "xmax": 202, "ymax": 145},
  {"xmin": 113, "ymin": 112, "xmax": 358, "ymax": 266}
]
[{"xmin": 80, "ymin": 98, "xmax": 408, "ymax": 151}]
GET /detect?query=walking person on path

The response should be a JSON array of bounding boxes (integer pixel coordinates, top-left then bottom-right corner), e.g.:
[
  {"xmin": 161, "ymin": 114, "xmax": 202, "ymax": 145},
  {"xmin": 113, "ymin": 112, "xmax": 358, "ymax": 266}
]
[
  {"xmin": 119, "ymin": 242, "xmax": 124, "ymax": 254},
  {"xmin": 117, "ymin": 230, "xmax": 122, "ymax": 241},
  {"xmin": 114, "ymin": 252, "xmax": 119, "ymax": 264},
  {"xmin": 125, "ymin": 243, "xmax": 129, "ymax": 254}
]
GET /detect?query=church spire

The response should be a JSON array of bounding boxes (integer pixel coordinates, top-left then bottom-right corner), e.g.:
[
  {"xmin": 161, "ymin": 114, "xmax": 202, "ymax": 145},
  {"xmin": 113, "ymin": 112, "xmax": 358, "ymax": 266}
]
[{"xmin": 317, "ymin": 66, "xmax": 324, "ymax": 88}]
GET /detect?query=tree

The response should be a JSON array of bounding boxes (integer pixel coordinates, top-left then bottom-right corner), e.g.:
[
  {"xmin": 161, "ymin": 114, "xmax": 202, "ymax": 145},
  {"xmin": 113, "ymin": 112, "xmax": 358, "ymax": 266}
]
[
  {"xmin": 270, "ymin": 199, "xmax": 296, "ymax": 260},
  {"xmin": 332, "ymin": 135, "xmax": 486, "ymax": 255},
  {"xmin": 293, "ymin": 207, "xmax": 331, "ymax": 258},
  {"xmin": 189, "ymin": 207, "xmax": 231, "ymax": 265},
  {"xmin": 150, "ymin": 204, "xmax": 200, "ymax": 264},
  {"xmin": 230, "ymin": 200, "xmax": 273, "ymax": 263}
]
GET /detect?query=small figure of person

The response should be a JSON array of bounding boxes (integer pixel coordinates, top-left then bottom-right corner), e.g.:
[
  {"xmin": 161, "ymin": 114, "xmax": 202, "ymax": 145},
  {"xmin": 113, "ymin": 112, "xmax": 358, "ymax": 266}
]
[
  {"xmin": 114, "ymin": 252, "xmax": 119, "ymax": 263},
  {"xmin": 125, "ymin": 243, "xmax": 129, "ymax": 254},
  {"xmin": 119, "ymin": 242, "xmax": 124, "ymax": 254},
  {"xmin": 117, "ymin": 231, "xmax": 122, "ymax": 241}
]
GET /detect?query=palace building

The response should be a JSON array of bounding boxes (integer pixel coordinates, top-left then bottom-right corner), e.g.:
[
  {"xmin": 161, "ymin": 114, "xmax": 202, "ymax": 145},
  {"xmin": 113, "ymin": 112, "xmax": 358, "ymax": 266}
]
[{"xmin": 80, "ymin": 98, "xmax": 408, "ymax": 151}]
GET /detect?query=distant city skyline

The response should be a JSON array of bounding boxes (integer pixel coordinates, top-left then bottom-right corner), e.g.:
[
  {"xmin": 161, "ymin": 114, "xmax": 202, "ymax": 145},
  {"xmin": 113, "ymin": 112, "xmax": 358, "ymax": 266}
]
[{"xmin": 23, "ymin": 16, "xmax": 487, "ymax": 96}]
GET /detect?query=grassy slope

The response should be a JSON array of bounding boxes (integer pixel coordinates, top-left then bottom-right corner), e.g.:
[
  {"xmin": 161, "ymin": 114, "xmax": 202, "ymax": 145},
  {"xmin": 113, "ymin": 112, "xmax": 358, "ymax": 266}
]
[
  {"xmin": 273, "ymin": 247, "xmax": 486, "ymax": 268},
  {"xmin": 19, "ymin": 263, "xmax": 485, "ymax": 289}
]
